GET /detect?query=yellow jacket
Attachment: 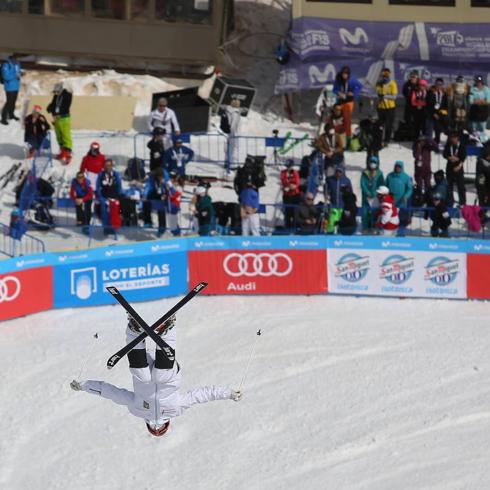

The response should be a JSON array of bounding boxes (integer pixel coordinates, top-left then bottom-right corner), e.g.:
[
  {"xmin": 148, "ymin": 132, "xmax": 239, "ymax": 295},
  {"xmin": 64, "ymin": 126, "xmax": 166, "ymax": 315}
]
[{"xmin": 377, "ymin": 79, "xmax": 398, "ymax": 110}]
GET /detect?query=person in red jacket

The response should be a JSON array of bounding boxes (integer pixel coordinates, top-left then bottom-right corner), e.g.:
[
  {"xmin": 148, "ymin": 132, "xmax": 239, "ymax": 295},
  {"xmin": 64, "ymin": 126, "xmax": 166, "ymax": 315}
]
[
  {"xmin": 375, "ymin": 185, "xmax": 399, "ymax": 236},
  {"xmin": 80, "ymin": 141, "xmax": 106, "ymax": 191},
  {"xmin": 280, "ymin": 159, "xmax": 301, "ymax": 231},
  {"xmin": 70, "ymin": 171, "xmax": 94, "ymax": 233}
]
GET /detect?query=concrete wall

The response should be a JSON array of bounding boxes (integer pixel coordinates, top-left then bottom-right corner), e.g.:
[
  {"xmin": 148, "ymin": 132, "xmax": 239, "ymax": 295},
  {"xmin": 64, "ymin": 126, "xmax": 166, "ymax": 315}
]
[
  {"xmin": 293, "ymin": 0, "xmax": 487, "ymax": 22},
  {"xmin": 26, "ymin": 96, "xmax": 137, "ymax": 131}
]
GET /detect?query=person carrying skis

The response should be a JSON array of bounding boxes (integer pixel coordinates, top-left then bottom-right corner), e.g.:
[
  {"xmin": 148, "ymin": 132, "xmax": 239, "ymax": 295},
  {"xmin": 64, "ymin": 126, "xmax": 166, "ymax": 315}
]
[{"xmin": 70, "ymin": 315, "xmax": 241, "ymax": 437}]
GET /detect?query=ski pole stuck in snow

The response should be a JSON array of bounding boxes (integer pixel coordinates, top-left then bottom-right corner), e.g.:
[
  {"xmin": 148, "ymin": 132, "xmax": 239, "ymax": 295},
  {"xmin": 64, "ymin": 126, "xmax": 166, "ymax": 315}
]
[
  {"xmin": 77, "ymin": 333, "xmax": 99, "ymax": 380},
  {"xmin": 237, "ymin": 329, "xmax": 262, "ymax": 393}
]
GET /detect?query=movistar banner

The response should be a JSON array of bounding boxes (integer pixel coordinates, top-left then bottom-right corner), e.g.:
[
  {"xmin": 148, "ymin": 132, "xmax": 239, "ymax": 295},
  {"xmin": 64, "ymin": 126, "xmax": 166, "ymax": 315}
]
[{"xmin": 276, "ymin": 17, "xmax": 490, "ymax": 93}]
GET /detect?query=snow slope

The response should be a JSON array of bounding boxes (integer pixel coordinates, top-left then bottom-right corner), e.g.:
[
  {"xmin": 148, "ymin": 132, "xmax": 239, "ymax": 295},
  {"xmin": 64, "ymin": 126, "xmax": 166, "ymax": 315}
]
[{"xmin": 1, "ymin": 295, "xmax": 489, "ymax": 490}]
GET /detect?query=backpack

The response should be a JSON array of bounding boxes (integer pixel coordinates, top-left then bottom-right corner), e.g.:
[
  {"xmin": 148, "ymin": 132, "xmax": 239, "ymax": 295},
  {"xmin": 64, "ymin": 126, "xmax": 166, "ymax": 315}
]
[
  {"xmin": 220, "ymin": 112, "xmax": 231, "ymax": 134},
  {"xmin": 124, "ymin": 158, "xmax": 145, "ymax": 182}
]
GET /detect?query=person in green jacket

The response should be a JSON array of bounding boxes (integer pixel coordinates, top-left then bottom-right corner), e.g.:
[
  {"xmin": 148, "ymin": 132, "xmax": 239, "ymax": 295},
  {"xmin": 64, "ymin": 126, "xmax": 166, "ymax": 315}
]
[
  {"xmin": 385, "ymin": 160, "xmax": 413, "ymax": 207},
  {"xmin": 193, "ymin": 185, "xmax": 214, "ymax": 236},
  {"xmin": 360, "ymin": 156, "xmax": 384, "ymax": 231}
]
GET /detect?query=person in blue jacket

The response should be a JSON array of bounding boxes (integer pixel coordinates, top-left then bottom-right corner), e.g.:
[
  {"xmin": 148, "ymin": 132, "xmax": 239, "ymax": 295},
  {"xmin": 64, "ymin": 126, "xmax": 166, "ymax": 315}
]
[
  {"xmin": 143, "ymin": 167, "xmax": 167, "ymax": 236},
  {"xmin": 333, "ymin": 66, "xmax": 362, "ymax": 142},
  {"xmin": 325, "ymin": 165, "xmax": 352, "ymax": 233},
  {"xmin": 385, "ymin": 160, "xmax": 413, "ymax": 236},
  {"xmin": 163, "ymin": 138, "xmax": 194, "ymax": 177},
  {"xmin": 1, "ymin": 55, "xmax": 21, "ymax": 125},
  {"xmin": 96, "ymin": 159, "xmax": 123, "ymax": 232}
]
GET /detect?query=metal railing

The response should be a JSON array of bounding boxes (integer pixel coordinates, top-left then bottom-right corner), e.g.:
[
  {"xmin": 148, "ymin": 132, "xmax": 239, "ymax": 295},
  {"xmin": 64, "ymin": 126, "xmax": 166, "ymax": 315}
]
[{"xmin": 0, "ymin": 222, "xmax": 46, "ymax": 257}]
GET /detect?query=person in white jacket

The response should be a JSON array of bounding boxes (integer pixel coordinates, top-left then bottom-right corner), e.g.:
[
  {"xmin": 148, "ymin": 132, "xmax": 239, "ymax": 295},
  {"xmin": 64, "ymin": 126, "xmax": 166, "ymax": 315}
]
[
  {"xmin": 147, "ymin": 97, "xmax": 181, "ymax": 150},
  {"xmin": 70, "ymin": 315, "xmax": 241, "ymax": 437},
  {"xmin": 224, "ymin": 98, "xmax": 245, "ymax": 172}
]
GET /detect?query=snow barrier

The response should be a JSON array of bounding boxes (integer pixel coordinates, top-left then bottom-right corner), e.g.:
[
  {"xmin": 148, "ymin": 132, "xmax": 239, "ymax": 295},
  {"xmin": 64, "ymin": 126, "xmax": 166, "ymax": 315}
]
[{"xmin": 1, "ymin": 236, "xmax": 489, "ymax": 321}]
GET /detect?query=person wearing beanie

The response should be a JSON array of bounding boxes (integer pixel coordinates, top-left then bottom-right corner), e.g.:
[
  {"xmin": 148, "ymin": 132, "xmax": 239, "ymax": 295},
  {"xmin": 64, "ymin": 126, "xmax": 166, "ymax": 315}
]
[
  {"xmin": 80, "ymin": 141, "xmax": 106, "ymax": 191},
  {"xmin": 375, "ymin": 186, "xmax": 399, "ymax": 236},
  {"xmin": 325, "ymin": 164, "xmax": 352, "ymax": 233},
  {"xmin": 429, "ymin": 191, "xmax": 451, "ymax": 238},
  {"xmin": 24, "ymin": 104, "xmax": 50, "ymax": 157},
  {"xmin": 385, "ymin": 160, "xmax": 413, "ymax": 236},
  {"xmin": 360, "ymin": 155, "xmax": 385, "ymax": 231},
  {"xmin": 376, "ymin": 66, "xmax": 398, "ymax": 146}
]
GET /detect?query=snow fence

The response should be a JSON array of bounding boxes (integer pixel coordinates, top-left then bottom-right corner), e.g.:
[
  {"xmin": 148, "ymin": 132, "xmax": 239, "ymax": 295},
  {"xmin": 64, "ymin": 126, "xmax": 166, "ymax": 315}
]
[{"xmin": 1, "ymin": 236, "xmax": 490, "ymax": 321}]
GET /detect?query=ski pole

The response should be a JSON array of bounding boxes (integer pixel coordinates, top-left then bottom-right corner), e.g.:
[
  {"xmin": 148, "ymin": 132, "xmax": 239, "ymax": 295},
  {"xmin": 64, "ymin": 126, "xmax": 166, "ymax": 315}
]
[
  {"xmin": 237, "ymin": 329, "xmax": 262, "ymax": 392},
  {"xmin": 77, "ymin": 333, "xmax": 99, "ymax": 380}
]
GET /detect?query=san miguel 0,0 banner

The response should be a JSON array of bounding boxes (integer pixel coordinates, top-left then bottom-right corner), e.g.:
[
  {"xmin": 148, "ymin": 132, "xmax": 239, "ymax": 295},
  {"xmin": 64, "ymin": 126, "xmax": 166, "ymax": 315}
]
[
  {"xmin": 328, "ymin": 249, "xmax": 466, "ymax": 299},
  {"xmin": 188, "ymin": 249, "xmax": 327, "ymax": 295}
]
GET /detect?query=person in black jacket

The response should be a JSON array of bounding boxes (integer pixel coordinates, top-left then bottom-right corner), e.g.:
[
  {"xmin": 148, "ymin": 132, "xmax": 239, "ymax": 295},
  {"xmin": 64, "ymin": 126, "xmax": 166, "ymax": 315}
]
[
  {"xmin": 429, "ymin": 191, "xmax": 451, "ymax": 237},
  {"xmin": 338, "ymin": 185, "xmax": 358, "ymax": 235},
  {"xmin": 476, "ymin": 148, "xmax": 490, "ymax": 208},
  {"xmin": 425, "ymin": 78, "xmax": 449, "ymax": 144},
  {"xmin": 147, "ymin": 127, "xmax": 166, "ymax": 172},
  {"xmin": 402, "ymin": 70, "xmax": 419, "ymax": 127},
  {"xmin": 443, "ymin": 131, "xmax": 466, "ymax": 206},
  {"xmin": 294, "ymin": 192, "xmax": 319, "ymax": 235},
  {"xmin": 24, "ymin": 104, "xmax": 50, "ymax": 156},
  {"xmin": 47, "ymin": 82, "xmax": 73, "ymax": 164}
]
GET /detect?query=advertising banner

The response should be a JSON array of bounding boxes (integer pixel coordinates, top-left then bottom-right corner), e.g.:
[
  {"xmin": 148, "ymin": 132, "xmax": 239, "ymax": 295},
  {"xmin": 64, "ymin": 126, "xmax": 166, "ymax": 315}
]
[
  {"xmin": 328, "ymin": 249, "xmax": 466, "ymax": 299},
  {"xmin": 53, "ymin": 251, "xmax": 188, "ymax": 308},
  {"xmin": 276, "ymin": 17, "xmax": 490, "ymax": 93},
  {"xmin": 467, "ymin": 253, "xmax": 490, "ymax": 299},
  {"xmin": 0, "ymin": 267, "xmax": 53, "ymax": 321},
  {"xmin": 188, "ymin": 249, "xmax": 327, "ymax": 295}
]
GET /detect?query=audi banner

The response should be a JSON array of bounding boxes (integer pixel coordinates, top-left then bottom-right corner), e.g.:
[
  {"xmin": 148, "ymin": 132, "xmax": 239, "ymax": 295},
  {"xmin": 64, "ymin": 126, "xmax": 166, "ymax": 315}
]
[
  {"xmin": 188, "ymin": 249, "xmax": 327, "ymax": 295},
  {"xmin": 0, "ymin": 267, "xmax": 53, "ymax": 321}
]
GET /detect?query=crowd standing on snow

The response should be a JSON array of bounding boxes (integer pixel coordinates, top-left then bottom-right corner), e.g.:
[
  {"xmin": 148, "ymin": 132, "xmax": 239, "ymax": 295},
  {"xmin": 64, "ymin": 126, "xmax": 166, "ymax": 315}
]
[{"xmin": 2, "ymin": 60, "xmax": 490, "ymax": 239}]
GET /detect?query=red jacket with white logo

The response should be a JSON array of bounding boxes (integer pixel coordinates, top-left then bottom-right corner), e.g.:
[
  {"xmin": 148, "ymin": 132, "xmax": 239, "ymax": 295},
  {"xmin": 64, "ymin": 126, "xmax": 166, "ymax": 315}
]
[
  {"xmin": 376, "ymin": 194, "xmax": 400, "ymax": 230},
  {"xmin": 80, "ymin": 153, "xmax": 106, "ymax": 174}
]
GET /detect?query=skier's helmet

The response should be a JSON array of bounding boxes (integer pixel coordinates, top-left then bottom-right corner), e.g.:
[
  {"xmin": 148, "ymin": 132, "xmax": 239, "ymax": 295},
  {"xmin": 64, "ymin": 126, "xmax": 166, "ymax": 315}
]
[{"xmin": 146, "ymin": 421, "xmax": 170, "ymax": 437}]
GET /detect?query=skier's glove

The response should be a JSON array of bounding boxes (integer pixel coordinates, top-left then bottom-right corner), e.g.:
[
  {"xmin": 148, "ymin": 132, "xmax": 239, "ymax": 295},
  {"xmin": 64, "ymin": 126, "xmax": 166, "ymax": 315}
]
[
  {"xmin": 231, "ymin": 390, "xmax": 243, "ymax": 402},
  {"xmin": 70, "ymin": 380, "xmax": 83, "ymax": 391}
]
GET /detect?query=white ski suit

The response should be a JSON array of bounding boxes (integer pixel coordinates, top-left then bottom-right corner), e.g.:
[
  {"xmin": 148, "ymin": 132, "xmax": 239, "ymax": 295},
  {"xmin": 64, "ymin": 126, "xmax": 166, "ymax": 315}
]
[{"xmin": 81, "ymin": 328, "xmax": 232, "ymax": 426}]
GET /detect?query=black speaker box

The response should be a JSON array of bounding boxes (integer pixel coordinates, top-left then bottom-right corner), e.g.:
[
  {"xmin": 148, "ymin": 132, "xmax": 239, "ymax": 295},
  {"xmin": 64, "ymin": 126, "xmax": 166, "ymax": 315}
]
[{"xmin": 208, "ymin": 76, "xmax": 256, "ymax": 116}]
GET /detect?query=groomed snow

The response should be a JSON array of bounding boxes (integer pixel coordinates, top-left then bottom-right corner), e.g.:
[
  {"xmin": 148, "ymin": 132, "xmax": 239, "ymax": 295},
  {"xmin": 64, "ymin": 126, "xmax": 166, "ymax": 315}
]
[{"xmin": 1, "ymin": 294, "xmax": 489, "ymax": 489}]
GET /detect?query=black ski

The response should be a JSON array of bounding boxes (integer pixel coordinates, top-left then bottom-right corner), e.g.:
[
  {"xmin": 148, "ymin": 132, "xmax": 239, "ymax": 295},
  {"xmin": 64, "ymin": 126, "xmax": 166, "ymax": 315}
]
[{"xmin": 106, "ymin": 282, "xmax": 208, "ymax": 369}]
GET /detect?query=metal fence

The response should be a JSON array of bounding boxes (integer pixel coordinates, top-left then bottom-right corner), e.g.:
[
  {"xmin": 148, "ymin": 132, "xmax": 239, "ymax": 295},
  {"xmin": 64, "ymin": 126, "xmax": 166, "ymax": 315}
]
[{"xmin": 0, "ymin": 222, "xmax": 46, "ymax": 257}]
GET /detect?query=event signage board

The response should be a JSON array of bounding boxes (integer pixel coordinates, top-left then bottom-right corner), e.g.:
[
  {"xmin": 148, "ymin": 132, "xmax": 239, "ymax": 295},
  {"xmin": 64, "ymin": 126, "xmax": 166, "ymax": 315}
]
[
  {"xmin": 188, "ymin": 249, "xmax": 327, "ymax": 295},
  {"xmin": 0, "ymin": 267, "xmax": 53, "ymax": 321}
]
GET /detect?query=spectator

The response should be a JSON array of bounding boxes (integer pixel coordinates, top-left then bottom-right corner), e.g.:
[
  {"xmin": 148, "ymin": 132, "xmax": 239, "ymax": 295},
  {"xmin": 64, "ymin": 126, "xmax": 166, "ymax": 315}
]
[
  {"xmin": 325, "ymin": 165, "xmax": 352, "ymax": 233},
  {"xmin": 147, "ymin": 97, "xmax": 180, "ymax": 150},
  {"xmin": 24, "ymin": 105, "xmax": 50, "ymax": 156},
  {"xmin": 359, "ymin": 115, "xmax": 384, "ymax": 162},
  {"xmin": 142, "ymin": 167, "xmax": 167, "ymax": 236},
  {"xmin": 314, "ymin": 123, "xmax": 344, "ymax": 177},
  {"xmin": 164, "ymin": 137, "xmax": 194, "ymax": 177},
  {"xmin": 448, "ymin": 75, "xmax": 469, "ymax": 133},
  {"xmin": 147, "ymin": 127, "xmax": 167, "ymax": 173},
  {"xmin": 432, "ymin": 170, "xmax": 449, "ymax": 203},
  {"xmin": 429, "ymin": 191, "xmax": 451, "ymax": 238},
  {"xmin": 337, "ymin": 185, "xmax": 358, "ymax": 236},
  {"xmin": 224, "ymin": 98, "xmax": 245, "ymax": 172},
  {"xmin": 239, "ymin": 184, "xmax": 260, "ymax": 236},
  {"xmin": 47, "ymin": 82, "xmax": 73, "ymax": 164},
  {"xmin": 315, "ymin": 82, "xmax": 334, "ymax": 128},
  {"xmin": 476, "ymin": 147, "xmax": 490, "ymax": 208},
  {"xmin": 1, "ymin": 54, "xmax": 21, "ymax": 125},
  {"xmin": 443, "ymin": 131, "xmax": 467, "ymax": 206},
  {"xmin": 402, "ymin": 70, "xmax": 419, "ymax": 128},
  {"xmin": 385, "ymin": 160, "xmax": 413, "ymax": 208},
  {"xmin": 376, "ymin": 66, "xmax": 398, "ymax": 146},
  {"xmin": 166, "ymin": 171, "xmax": 184, "ymax": 236},
  {"xmin": 80, "ymin": 141, "xmax": 106, "ymax": 191},
  {"xmin": 294, "ymin": 192, "xmax": 319, "ymax": 235},
  {"xmin": 410, "ymin": 79, "xmax": 428, "ymax": 140},
  {"xmin": 327, "ymin": 103, "xmax": 348, "ymax": 148},
  {"xmin": 375, "ymin": 186, "xmax": 399, "ymax": 236},
  {"xmin": 333, "ymin": 66, "xmax": 362, "ymax": 141},
  {"xmin": 96, "ymin": 159, "xmax": 123, "ymax": 233},
  {"xmin": 70, "ymin": 171, "xmax": 93, "ymax": 233},
  {"xmin": 360, "ymin": 155, "xmax": 384, "ymax": 231},
  {"xmin": 234, "ymin": 157, "xmax": 263, "ymax": 195},
  {"xmin": 412, "ymin": 136, "xmax": 438, "ymax": 194},
  {"xmin": 469, "ymin": 75, "xmax": 490, "ymax": 143},
  {"xmin": 193, "ymin": 185, "xmax": 214, "ymax": 236},
  {"xmin": 426, "ymin": 78, "xmax": 449, "ymax": 144},
  {"xmin": 280, "ymin": 159, "xmax": 300, "ymax": 231}
]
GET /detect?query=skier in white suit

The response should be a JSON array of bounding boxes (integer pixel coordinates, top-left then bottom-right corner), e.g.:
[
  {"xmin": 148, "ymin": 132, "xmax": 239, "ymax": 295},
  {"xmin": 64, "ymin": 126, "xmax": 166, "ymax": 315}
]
[{"xmin": 70, "ymin": 315, "xmax": 242, "ymax": 437}]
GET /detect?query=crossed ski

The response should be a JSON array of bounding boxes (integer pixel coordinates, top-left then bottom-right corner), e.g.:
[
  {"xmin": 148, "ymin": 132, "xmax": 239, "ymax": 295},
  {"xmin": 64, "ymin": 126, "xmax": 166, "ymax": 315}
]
[{"xmin": 106, "ymin": 281, "xmax": 208, "ymax": 369}]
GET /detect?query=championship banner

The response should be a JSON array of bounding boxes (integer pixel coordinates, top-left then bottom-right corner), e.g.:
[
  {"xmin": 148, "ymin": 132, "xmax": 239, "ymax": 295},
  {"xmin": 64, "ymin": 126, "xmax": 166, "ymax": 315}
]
[
  {"xmin": 188, "ymin": 249, "xmax": 327, "ymax": 295},
  {"xmin": 0, "ymin": 267, "xmax": 53, "ymax": 321},
  {"xmin": 328, "ymin": 249, "xmax": 466, "ymax": 299}
]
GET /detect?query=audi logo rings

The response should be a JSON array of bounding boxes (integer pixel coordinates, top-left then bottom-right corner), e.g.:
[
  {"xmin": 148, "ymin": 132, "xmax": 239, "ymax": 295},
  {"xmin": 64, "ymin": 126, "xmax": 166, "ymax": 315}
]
[
  {"xmin": 223, "ymin": 253, "xmax": 293, "ymax": 277},
  {"xmin": 0, "ymin": 276, "xmax": 21, "ymax": 303}
]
